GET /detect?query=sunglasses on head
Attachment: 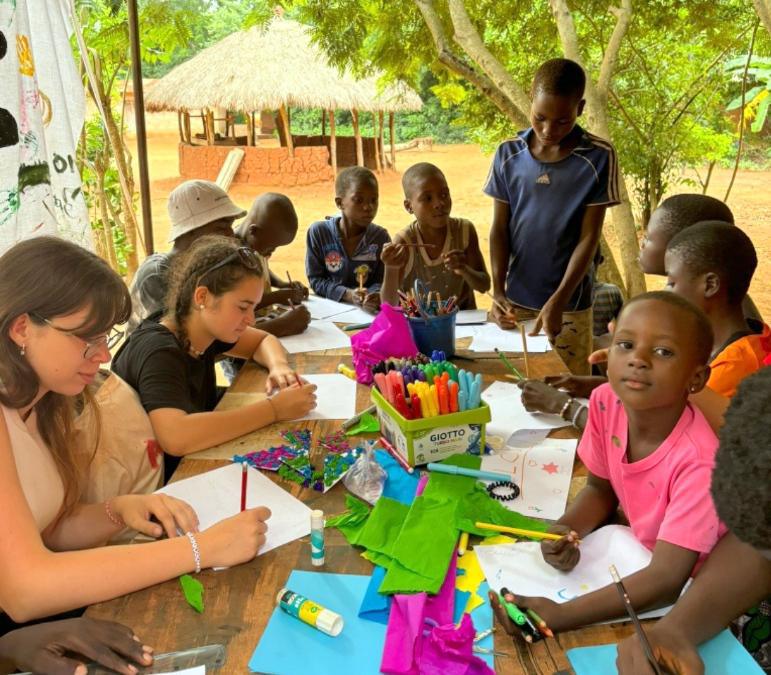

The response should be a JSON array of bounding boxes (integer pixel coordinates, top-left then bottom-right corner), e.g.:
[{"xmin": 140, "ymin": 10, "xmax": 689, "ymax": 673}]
[{"xmin": 197, "ymin": 246, "xmax": 260, "ymax": 283}]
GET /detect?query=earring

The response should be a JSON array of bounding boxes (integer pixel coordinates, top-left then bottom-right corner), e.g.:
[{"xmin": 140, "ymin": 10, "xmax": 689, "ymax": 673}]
[
  {"xmin": 199, "ymin": 304, "xmax": 205, "ymax": 310},
  {"xmin": 19, "ymin": 344, "xmax": 26, "ymax": 356}
]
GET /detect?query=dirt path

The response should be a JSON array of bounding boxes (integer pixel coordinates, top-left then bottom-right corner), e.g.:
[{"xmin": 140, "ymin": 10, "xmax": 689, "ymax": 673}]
[{"xmin": 135, "ymin": 124, "xmax": 771, "ymax": 317}]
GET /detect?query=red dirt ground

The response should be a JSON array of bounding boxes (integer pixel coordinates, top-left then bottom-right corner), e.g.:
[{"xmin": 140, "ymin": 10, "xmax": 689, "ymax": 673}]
[{"xmin": 133, "ymin": 119, "xmax": 771, "ymax": 317}]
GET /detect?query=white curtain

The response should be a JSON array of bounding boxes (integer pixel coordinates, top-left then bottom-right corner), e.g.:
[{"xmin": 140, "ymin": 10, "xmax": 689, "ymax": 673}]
[{"xmin": 0, "ymin": 0, "xmax": 92, "ymax": 254}]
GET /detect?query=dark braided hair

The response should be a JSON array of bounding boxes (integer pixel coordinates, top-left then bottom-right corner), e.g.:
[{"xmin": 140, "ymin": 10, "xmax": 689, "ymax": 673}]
[{"xmin": 164, "ymin": 235, "xmax": 263, "ymax": 352}]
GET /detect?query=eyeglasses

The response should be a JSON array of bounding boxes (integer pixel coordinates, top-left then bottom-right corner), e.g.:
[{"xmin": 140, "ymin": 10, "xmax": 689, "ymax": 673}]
[
  {"xmin": 197, "ymin": 247, "xmax": 261, "ymax": 285},
  {"xmin": 30, "ymin": 313, "xmax": 124, "ymax": 359}
]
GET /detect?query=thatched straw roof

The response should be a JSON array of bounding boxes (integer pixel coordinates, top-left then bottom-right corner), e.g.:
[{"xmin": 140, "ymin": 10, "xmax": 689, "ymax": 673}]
[{"xmin": 145, "ymin": 17, "xmax": 422, "ymax": 114}]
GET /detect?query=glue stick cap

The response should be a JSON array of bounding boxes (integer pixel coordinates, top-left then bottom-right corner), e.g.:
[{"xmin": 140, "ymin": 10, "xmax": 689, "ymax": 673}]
[
  {"xmin": 311, "ymin": 509, "xmax": 324, "ymax": 527},
  {"xmin": 316, "ymin": 607, "xmax": 344, "ymax": 636}
]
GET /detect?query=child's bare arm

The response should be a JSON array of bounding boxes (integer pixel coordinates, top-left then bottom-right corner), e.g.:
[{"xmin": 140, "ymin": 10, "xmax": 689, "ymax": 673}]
[
  {"xmin": 380, "ymin": 237, "xmax": 409, "ymax": 306},
  {"xmin": 489, "ymin": 200, "xmax": 511, "ymax": 300},
  {"xmin": 444, "ymin": 226, "xmax": 490, "ymax": 293},
  {"xmin": 534, "ymin": 204, "xmax": 605, "ymax": 338}
]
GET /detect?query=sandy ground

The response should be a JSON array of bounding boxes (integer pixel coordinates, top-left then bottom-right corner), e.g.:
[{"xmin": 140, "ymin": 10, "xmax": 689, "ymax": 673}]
[{"xmin": 131, "ymin": 119, "xmax": 771, "ymax": 317}]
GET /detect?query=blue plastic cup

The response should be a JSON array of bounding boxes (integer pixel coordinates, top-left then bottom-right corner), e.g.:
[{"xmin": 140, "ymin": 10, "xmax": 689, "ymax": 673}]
[{"xmin": 408, "ymin": 311, "xmax": 457, "ymax": 358}]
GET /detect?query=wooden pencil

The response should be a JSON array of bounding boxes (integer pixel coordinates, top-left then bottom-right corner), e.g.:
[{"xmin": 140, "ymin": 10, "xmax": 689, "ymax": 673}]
[
  {"xmin": 519, "ymin": 323, "xmax": 531, "ymax": 378},
  {"xmin": 485, "ymin": 292, "xmax": 517, "ymax": 318},
  {"xmin": 475, "ymin": 521, "xmax": 578, "ymax": 542}
]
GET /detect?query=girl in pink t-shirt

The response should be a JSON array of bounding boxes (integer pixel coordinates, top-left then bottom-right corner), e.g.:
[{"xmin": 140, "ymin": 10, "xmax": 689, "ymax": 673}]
[{"xmin": 494, "ymin": 291, "xmax": 727, "ymax": 634}]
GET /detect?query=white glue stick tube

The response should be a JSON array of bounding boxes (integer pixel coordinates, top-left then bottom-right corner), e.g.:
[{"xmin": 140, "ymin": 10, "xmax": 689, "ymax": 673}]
[
  {"xmin": 310, "ymin": 509, "xmax": 325, "ymax": 566},
  {"xmin": 275, "ymin": 588, "xmax": 344, "ymax": 637}
]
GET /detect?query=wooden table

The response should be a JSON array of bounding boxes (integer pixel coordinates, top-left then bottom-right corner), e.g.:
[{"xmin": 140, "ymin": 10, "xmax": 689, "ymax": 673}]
[{"xmin": 87, "ymin": 345, "xmax": 638, "ymax": 674}]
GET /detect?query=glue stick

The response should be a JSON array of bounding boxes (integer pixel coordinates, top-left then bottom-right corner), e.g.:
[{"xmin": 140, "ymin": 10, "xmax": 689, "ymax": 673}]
[
  {"xmin": 310, "ymin": 509, "xmax": 325, "ymax": 566},
  {"xmin": 276, "ymin": 588, "xmax": 344, "ymax": 636}
]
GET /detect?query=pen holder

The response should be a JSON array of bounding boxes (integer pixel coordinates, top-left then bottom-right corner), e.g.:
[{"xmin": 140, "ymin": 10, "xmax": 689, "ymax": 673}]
[
  {"xmin": 408, "ymin": 311, "xmax": 457, "ymax": 359},
  {"xmin": 372, "ymin": 387, "xmax": 490, "ymax": 467}
]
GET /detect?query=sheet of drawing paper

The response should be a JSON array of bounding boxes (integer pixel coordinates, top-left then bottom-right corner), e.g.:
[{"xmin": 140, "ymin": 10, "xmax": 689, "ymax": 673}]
[
  {"xmin": 456, "ymin": 309, "xmax": 489, "ymax": 325},
  {"xmin": 480, "ymin": 439, "xmax": 577, "ymax": 520},
  {"xmin": 566, "ymin": 629, "xmax": 764, "ymax": 674},
  {"xmin": 279, "ymin": 320, "xmax": 350, "ymax": 353},
  {"xmin": 305, "ymin": 295, "xmax": 361, "ymax": 320},
  {"xmin": 482, "ymin": 381, "xmax": 571, "ymax": 442},
  {"xmin": 466, "ymin": 321, "xmax": 552, "ymax": 353},
  {"xmin": 157, "ymin": 463, "xmax": 311, "ymax": 555},
  {"xmin": 295, "ymin": 373, "xmax": 357, "ymax": 420},
  {"xmin": 474, "ymin": 525, "xmax": 675, "ymax": 621},
  {"xmin": 248, "ymin": 571, "xmax": 387, "ymax": 675}
]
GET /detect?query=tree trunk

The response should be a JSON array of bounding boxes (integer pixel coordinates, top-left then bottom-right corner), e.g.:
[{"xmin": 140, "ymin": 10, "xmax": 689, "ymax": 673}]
[
  {"xmin": 352, "ymin": 109, "xmax": 363, "ymax": 166},
  {"xmin": 378, "ymin": 111, "xmax": 387, "ymax": 170},
  {"xmin": 328, "ymin": 109, "xmax": 337, "ymax": 175},
  {"xmin": 278, "ymin": 105, "xmax": 294, "ymax": 156},
  {"xmin": 751, "ymin": 0, "xmax": 771, "ymax": 36},
  {"xmin": 389, "ymin": 112, "xmax": 396, "ymax": 170},
  {"xmin": 372, "ymin": 112, "xmax": 382, "ymax": 173}
]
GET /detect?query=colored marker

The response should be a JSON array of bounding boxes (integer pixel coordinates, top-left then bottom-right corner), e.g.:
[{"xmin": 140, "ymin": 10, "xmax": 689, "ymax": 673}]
[
  {"xmin": 428, "ymin": 463, "xmax": 510, "ymax": 482},
  {"xmin": 240, "ymin": 461, "xmax": 248, "ymax": 512},
  {"xmin": 379, "ymin": 435, "xmax": 414, "ymax": 474},
  {"xmin": 526, "ymin": 608, "xmax": 554, "ymax": 638},
  {"xmin": 341, "ymin": 405, "xmax": 377, "ymax": 431},
  {"xmin": 458, "ymin": 531, "xmax": 469, "ymax": 556},
  {"xmin": 337, "ymin": 363, "xmax": 356, "ymax": 380}
]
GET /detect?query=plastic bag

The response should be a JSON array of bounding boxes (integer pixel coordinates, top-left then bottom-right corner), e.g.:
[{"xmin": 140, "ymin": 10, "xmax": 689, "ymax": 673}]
[
  {"xmin": 351, "ymin": 303, "xmax": 419, "ymax": 384},
  {"xmin": 343, "ymin": 441, "xmax": 387, "ymax": 504}
]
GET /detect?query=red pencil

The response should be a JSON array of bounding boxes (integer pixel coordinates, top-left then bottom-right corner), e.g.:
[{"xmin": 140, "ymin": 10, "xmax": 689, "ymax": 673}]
[{"xmin": 240, "ymin": 461, "xmax": 248, "ymax": 512}]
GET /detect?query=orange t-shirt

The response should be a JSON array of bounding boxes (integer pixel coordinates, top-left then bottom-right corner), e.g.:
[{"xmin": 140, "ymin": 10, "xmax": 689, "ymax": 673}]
[{"xmin": 707, "ymin": 323, "xmax": 771, "ymax": 397}]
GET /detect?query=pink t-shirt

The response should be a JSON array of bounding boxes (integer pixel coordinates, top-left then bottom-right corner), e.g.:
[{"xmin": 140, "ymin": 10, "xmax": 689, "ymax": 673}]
[{"xmin": 578, "ymin": 384, "xmax": 726, "ymax": 565}]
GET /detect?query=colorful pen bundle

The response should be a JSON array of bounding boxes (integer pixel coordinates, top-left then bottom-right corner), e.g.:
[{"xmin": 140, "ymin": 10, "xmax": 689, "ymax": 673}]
[
  {"xmin": 397, "ymin": 288, "xmax": 458, "ymax": 318},
  {"xmin": 372, "ymin": 358, "xmax": 483, "ymax": 420}
]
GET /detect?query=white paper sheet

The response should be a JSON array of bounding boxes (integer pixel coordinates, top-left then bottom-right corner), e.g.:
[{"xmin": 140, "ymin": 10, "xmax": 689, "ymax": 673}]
[
  {"xmin": 465, "ymin": 321, "xmax": 552, "ymax": 353},
  {"xmin": 480, "ymin": 439, "xmax": 577, "ymax": 520},
  {"xmin": 278, "ymin": 320, "xmax": 350, "ymax": 353},
  {"xmin": 157, "ymin": 464, "xmax": 311, "ymax": 556},
  {"xmin": 482, "ymin": 381, "xmax": 573, "ymax": 442},
  {"xmin": 304, "ymin": 295, "xmax": 358, "ymax": 320},
  {"xmin": 154, "ymin": 668, "xmax": 205, "ymax": 675},
  {"xmin": 456, "ymin": 309, "xmax": 489, "ymax": 325},
  {"xmin": 294, "ymin": 373, "xmax": 357, "ymax": 420},
  {"xmin": 333, "ymin": 306, "xmax": 375, "ymax": 325},
  {"xmin": 475, "ymin": 525, "xmax": 675, "ymax": 621}
]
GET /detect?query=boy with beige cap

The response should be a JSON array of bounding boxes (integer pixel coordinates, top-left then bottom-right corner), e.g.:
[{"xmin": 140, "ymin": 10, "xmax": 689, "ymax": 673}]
[{"xmin": 128, "ymin": 180, "xmax": 245, "ymax": 332}]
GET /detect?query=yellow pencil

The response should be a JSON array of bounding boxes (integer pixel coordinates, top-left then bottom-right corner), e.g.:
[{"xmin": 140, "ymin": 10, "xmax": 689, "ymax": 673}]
[
  {"xmin": 475, "ymin": 521, "xmax": 578, "ymax": 542},
  {"xmin": 458, "ymin": 531, "xmax": 469, "ymax": 556},
  {"xmin": 519, "ymin": 323, "xmax": 531, "ymax": 378}
]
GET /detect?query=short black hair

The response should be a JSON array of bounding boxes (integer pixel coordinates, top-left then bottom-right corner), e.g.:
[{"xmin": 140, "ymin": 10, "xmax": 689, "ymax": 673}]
[
  {"xmin": 619, "ymin": 290, "xmax": 713, "ymax": 365},
  {"xmin": 335, "ymin": 166, "xmax": 378, "ymax": 197},
  {"xmin": 652, "ymin": 194, "xmax": 734, "ymax": 240},
  {"xmin": 667, "ymin": 221, "xmax": 757, "ymax": 305},
  {"xmin": 532, "ymin": 58, "xmax": 586, "ymax": 100},
  {"xmin": 401, "ymin": 162, "xmax": 446, "ymax": 198},
  {"xmin": 711, "ymin": 366, "xmax": 771, "ymax": 551}
]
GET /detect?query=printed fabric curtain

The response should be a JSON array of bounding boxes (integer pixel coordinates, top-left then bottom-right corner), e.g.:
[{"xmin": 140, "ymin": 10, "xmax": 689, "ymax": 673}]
[{"xmin": 0, "ymin": 0, "xmax": 92, "ymax": 254}]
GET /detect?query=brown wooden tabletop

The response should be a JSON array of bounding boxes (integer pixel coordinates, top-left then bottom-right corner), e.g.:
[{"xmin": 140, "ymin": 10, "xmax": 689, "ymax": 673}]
[{"xmin": 87, "ymin": 343, "xmax": 638, "ymax": 674}]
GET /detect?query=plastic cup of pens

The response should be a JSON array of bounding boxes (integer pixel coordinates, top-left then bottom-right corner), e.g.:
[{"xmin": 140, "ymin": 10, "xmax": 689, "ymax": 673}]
[{"xmin": 402, "ymin": 280, "xmax": 458, "ymax": 358}]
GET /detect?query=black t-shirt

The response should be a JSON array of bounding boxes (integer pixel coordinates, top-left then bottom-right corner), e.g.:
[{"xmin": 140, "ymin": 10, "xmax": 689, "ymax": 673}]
[{"xmin": 113, "ymin": 317, "xmax": 235, "ymax": 416}]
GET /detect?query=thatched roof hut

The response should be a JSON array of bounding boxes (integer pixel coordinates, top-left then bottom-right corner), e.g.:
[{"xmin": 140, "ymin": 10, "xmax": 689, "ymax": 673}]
[{"xmin": 145, "ymin": 16, "xmax": 421, "ymax": 171}]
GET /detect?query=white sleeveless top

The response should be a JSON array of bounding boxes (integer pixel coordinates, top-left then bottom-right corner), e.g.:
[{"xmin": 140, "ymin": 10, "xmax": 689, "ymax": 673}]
[{"xmin": 2, "ymin": 404, "xmax": 65, "ymax": 531}]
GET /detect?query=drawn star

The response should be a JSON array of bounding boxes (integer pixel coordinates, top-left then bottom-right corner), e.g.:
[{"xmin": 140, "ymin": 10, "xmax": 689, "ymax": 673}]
[{"xmin": 542, "ymin": 462, "xmax": 559, "ymax": 475}]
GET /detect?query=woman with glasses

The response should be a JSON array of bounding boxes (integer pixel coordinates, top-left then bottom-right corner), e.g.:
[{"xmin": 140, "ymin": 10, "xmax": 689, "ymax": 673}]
[
  {"xmin": 0, "ymin": 237, "xmax": 272, "ymax": 629},
  {"xmin": 113, "ymin": 235, "xmax": 317, "ymax": 464}
]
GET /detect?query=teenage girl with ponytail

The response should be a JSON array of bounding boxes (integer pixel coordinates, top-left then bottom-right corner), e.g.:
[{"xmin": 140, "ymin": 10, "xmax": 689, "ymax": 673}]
[
  {"xmin": 0, "ymin": 237, "xmax": 271, "ymax": 627},
  {"xmin": 113, "ymin": 235, "xmax": 317, "ymax": 462}
]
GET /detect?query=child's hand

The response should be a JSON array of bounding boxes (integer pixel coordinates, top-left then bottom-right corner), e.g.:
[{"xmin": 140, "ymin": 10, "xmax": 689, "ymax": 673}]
[
  {"xmin": 533, "ymin": 298, "xmax": 564, "ymax": 340},
  {"xmin": 381, "ymin": 242, "xmax": 408, "ymax": 268},
  {"xmin": 541, "ymin": 524, "xmax": 581, "ymax": 571},
  {"xmin": 499, "ymin": 590, "xmax": 565, "ymax": 632},
  {"xmin": 111, "ymin": 494, "xmax": 199, "ymax": 539},
  {"xmin": 490, "ymin": 295, "xmax": 518, "ymax": 329},
  {"xmin": 345, "ymin": 288, "xmax": 367, "ymax": 306},
  {"xmin": 0, "ymin": 618, "xmax": 153, "ymax": 675},
  {"xmin": 265, "ymin": 305, "xmax": 311, "ymax": 337},
  {"xmin": 198, "ymin": 507, "xmax": 271, "ymax": 568},
  {"xmin": 519, "ymin": 379, "xmax": 571, "ymax": 416},
  {"xmin": 265, "ymin": 363, "xmax": 300, "ymax": 391},
  {"xmin": 617, "ymin": 625, "xmax": 704, "ymax": 675},
  {"xmin": 544, "ymin": 374, "xmax": 605, "ymax": 399},
  {"xmin": 362, "ymin": 292, "xmax": 381, "ymax": 314},
  {"xmin": 288, "ymin": 280, "xmax": 309, "ymax": 300},
  {"xmin": 443, "ymin": 248, "xmax": 467, "ymax": 274},
  {"xmin": 270, "ymin": 382, "xmax": 317, "ymax": 420}
]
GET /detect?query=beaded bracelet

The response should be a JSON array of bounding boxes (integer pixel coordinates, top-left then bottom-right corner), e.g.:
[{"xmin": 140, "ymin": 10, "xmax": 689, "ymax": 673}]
[
  {"xmin": 104, "ymin": 500, "xmax": 124, "ymax": 527},
  {"xmin": 266, "ymin": 397, "xmax": 278, "ymax": 423},
  {"xmin": 558, "ymin": 397, "xmax": 574, "ymax": 420},
  {"xmin": 571, "ymin": 403, "xmax": 586, "ymax": 429},
  {"xmin": 186, "ymin": 531, "xmax": 202, "ymax": 574},
  {"xmin": 486, "ymin": 480, "xmax": 520, "ymax": 501}
]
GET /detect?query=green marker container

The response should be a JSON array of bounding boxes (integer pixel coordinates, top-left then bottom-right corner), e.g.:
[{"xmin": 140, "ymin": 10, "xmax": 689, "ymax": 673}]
[{"xmin": 498, "ymin": 594, "xmax": 528, "ymax": 626}]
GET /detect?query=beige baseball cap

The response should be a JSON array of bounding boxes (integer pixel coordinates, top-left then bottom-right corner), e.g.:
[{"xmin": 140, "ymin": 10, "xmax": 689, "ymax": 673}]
[{"xmin": 167, "ymin": 180, "xmax": 247, "ymax": 242}]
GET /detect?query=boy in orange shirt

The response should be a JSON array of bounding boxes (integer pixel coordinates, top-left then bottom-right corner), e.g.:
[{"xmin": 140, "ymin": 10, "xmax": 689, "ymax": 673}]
[{"xmin": 665, "ymin": 220, "xmax": 770, "ymax": 397}]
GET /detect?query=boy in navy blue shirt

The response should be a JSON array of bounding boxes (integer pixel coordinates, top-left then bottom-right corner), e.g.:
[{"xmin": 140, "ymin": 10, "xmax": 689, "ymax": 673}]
[
  {"xmin": 485, "ymin": 58, "xmax": 620, "ymax": 374},
  {"xmin": 305, "ymin": 167, "xmax": 390, "ymax": 314}
]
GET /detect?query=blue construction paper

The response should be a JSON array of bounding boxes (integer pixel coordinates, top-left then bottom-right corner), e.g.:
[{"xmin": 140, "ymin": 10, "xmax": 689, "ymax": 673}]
[
  {"xmin": 358, "ymin": 565, "xmax": 391, "ymax": 625},
  {"xmin": 376, "ymin": 449, "xmax": 420, "ymax": 505},
  {"xmin": 249, "ymin": 571, "xmax": 387, "ymax": 675},
  {"xmin": 453, "ymin": 589, "xmax": 471, "ymax": 625},
  {"xmin": 474, "ymin": 579, "xmax": 494, "ymax": 670},
  {"xmin": 566, "ymin": 629, "xmax": 763, "ymax": 675}
]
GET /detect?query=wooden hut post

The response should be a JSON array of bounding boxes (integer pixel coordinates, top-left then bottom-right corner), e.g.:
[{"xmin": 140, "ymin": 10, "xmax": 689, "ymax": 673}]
[
  {"xmin": 378, "ymin": 111, "xmax": 387, "ymax": 170},
  {"xmin": 245, "ymin": 111, "xmax": 254, "ymax": 146},
  {"xmin": 177, "ymin": 111, "xmax": 184, "ymax": 142},
  {"xmin": 372, "ymin": 111, "xmax": 381, "ymax": 173},
  {"xmin": 183, "ymin": 111, "xmax": 191, "ymax": 143},
  {"xmin": 278, "ymin": 104, "xmax": 294, "ymax": 156},
  {"xmin": 321, "ymin": 109, "xmax": 326, "ymax": 139},
  {"xmin": 351, "ymin": 108, "xmax": 363, "ymax": 167},
  {"xmin": 205, "ymin": 109, "xmax": 216, "ymax": 145},
  {"xmin": 389, "ymin": 112, "xmax": 396, "ymax": 170},
  {"xmin": 328, "ymin": 109, "xmax": 337, "ymax": 175}
]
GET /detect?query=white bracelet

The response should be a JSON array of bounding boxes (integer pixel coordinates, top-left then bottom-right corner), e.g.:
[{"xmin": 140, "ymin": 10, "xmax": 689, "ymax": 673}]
[
  {"xmin": 186, "ymin": 531, "xmax": 202, "ymax": 574},
  {"xmin": 571, "ymin": 403, "xmax": 586, "ymax": 428},
  {"xmin": 266, "ymin": 396, "xmax": 278, "ymax": 423},
  {"xmin": 104, "ymin": 500, "xmax": 124, "ymax": 527}
]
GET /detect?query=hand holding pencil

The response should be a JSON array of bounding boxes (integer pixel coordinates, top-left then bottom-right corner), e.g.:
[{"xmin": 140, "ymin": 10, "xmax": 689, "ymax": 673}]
[
  {"xmin": 540, "ymin": 523, "xmax": 581, "ymax": 572},
  {"xmin": 487, "ymin": 292, "xmax": 518, "ymax": 329}
]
